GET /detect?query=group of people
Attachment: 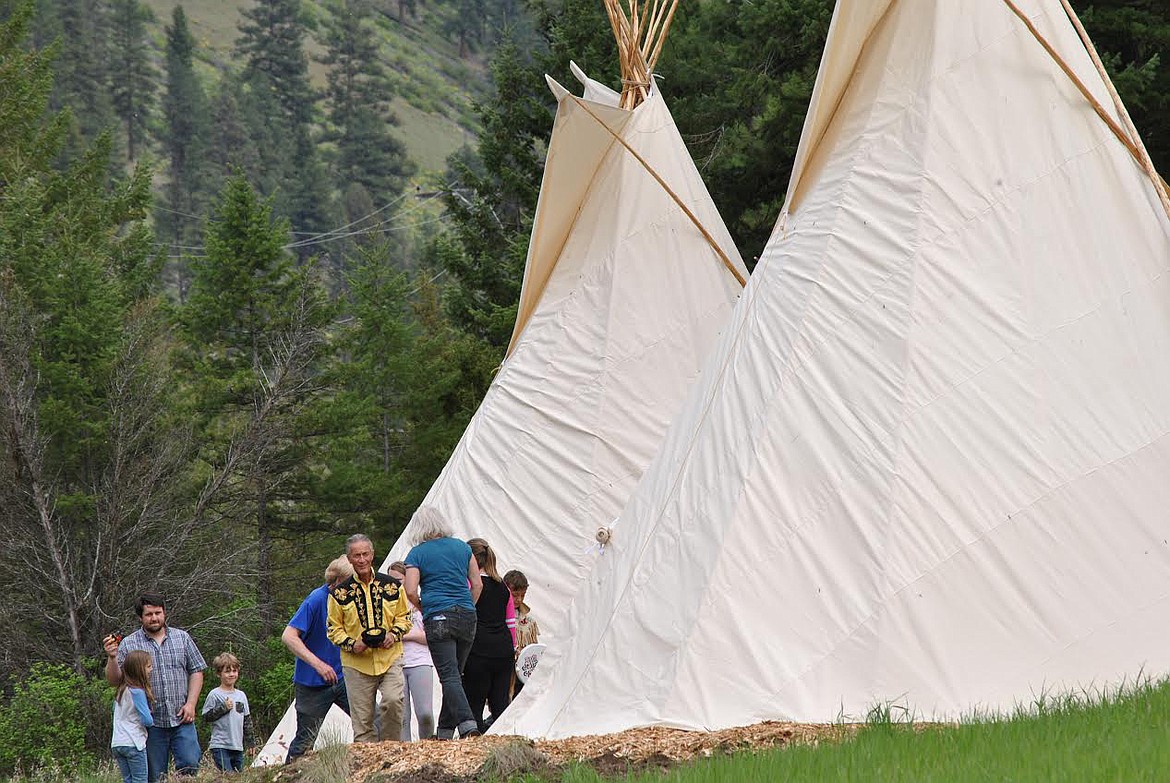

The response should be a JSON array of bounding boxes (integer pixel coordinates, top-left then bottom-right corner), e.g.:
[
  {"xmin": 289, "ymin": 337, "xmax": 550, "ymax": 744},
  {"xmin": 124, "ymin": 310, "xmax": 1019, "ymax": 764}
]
[
  {"xmin": 287, "ymin": 505, "xmax": 541, "ymax": 758},
  {"xmin": 101, "ymin": 505, "xmax": 540, "ymax": 783}
]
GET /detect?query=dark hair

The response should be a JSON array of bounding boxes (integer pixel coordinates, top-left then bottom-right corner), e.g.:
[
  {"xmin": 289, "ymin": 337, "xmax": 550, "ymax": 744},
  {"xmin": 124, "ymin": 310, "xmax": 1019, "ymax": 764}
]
[
  {"xmin": 503, "ymin": 570, "xmax": 528, "ymax": 590},
  {"xmin": 388, "ymin": 561, "xmax": 407, "ymax": 574},
  {"xmin": 135, "ymin": 593, "xmax": 166, "ymax": 617}
]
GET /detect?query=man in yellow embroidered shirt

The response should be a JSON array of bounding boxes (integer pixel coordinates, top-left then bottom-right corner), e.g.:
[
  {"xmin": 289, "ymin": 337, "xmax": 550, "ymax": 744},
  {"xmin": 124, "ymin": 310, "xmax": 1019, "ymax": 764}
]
[{"xmin": 327, "ymin": 534, "xmax": 413, "ymax": 743}]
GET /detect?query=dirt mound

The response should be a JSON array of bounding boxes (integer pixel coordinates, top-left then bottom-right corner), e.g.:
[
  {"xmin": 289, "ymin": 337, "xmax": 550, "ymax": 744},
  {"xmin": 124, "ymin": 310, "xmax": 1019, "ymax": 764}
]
[{"xmin": 342, "ymin": 721, "xmax": 856, "ymax": 782}]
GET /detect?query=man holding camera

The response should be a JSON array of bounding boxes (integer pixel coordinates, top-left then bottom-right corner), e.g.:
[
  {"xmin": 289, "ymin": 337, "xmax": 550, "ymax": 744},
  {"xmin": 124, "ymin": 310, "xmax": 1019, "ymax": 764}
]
[{"xmin": 327, "ymin": 534, "xmax": 413, "ymax": 743}]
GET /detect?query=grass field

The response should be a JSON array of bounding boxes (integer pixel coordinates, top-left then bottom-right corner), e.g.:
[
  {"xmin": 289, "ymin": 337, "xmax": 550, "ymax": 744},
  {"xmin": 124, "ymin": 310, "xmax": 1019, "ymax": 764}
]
[{"xmin": 534, "ymin": 678, "xmax": 1170, "ymax": 783}]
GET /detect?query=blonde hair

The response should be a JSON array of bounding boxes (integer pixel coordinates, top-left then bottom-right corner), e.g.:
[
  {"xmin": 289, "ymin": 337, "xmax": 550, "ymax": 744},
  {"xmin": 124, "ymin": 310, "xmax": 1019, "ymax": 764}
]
[
  {"xmin": 213, "ymin": 652, "xmax": 241, "ymax": 673},
  {"xmin": 468, "ymin": 538, "xmax": 502, "ymax": 582},
  {"xmin": 325, "ymin": 555, "xmax": 354, "ymax": 586},
  {"xmin": 119, "ymin": 650, "xmax": 154, "ymax": 705},
  {"xmin": 410, "ymin": 506, "xmax": 452, "ymax": 545}
]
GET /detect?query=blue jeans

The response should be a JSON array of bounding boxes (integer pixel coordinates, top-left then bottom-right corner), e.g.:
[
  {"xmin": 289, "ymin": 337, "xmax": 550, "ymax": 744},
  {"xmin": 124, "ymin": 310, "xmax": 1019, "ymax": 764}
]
[
  {"xmin": 424, "ymin": 606, "xmax": 478, "ymax": 738},
  {"xmin": 211, "ymin": 748, "xmax": 244, "ymax": 772},
  {"xmin": 145, "ymin": 723, "xmax": 200, "ymax": 781},
  {"xmin": 112, "ymin": 745, "xmax": 148, "ymax": 783},
  {"xmin": 286, "ymin": 679, "xmax": 351, "ymax": 762}
]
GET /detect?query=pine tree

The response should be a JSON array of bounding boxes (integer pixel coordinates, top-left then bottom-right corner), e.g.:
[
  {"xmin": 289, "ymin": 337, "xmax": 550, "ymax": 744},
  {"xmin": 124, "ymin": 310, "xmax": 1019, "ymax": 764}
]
[
  {"xmin": 108, "ymin": 0, "xmax": 157, "ymax": 162},
  {"xmin": 432, "ymin": 34, "xmax": 551, "ymax": 347},
  {"xmin": 51, "ymin": 0, "xmax": 117, "ymax": 158},
  {"xmin": 237, "ymin": 0, "xmax": 316, "ymax": 129},
  {"xmin": 661, "ymin": 0, "xmax": 832, "ymax": 265},
  {"xmin": 207, "ymin": 75, "xmax": 260, "ymax": 184},
  {"xmin": 184, "ymin": 176, "xmax": 333, "ymax": 635},
  {"xmin": 236, "ymin": 0, "xmax": 333, "ymax": 238},
  {"xmin": 158, "ymin": 5, "xmax": 210, "ymax": 298},
  {"xmin": 321, "ymin": 0, "xmax": 414, "ymax": 205},
  {"xmin": 0, "ymin": 0, "xmax": 225, "ymax": 673}
]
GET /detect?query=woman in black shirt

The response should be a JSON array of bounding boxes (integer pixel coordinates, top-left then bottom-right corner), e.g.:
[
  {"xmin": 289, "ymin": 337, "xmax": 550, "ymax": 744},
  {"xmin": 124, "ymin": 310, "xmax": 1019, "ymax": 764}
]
[{"xmin": 463, "ymin": 538, "xmax": 517, "ymax": 732}]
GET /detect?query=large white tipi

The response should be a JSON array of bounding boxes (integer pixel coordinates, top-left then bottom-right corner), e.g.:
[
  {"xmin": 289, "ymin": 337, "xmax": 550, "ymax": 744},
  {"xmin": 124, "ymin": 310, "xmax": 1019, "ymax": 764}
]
[
  {"xmin": 255, "ymin": 20, "xmax": 748, "ymax": 764},
  {"xmin": 495, "ymin": 0, "xmax": 1170, "ymax": 739}
]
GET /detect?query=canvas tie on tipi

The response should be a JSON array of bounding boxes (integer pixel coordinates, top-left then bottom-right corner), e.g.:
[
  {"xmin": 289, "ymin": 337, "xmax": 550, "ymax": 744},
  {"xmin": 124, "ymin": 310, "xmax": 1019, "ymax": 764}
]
[
  {"xmin": 253, "ymin": 2, "xmax": 748, "ymax": 764},
  {"xmin": 495, "ymin": 0, "xmax": 1170, "ymax": 740}
]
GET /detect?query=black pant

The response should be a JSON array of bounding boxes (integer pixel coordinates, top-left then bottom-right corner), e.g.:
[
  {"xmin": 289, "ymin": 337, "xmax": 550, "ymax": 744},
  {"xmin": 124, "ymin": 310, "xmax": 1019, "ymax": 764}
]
[{"xmin": 462, "ymin": 653, "xmax": 513, "ymax": 733}]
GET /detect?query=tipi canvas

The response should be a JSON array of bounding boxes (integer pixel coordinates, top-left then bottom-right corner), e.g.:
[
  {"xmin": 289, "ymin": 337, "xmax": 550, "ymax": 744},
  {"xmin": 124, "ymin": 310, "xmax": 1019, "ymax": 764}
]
[
  {"xmin": 254, "ymin": 65, "xmax": 747, "ymax": 762},
  {"xmin": 495, "ymin": 0, "xmax": 1170, "ymax": 739}
]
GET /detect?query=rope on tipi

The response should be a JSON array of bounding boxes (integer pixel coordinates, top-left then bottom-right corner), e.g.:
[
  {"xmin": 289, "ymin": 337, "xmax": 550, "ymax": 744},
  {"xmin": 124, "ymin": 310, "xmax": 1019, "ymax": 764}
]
[
  {"xmin": 1002, "ymin": 0, "xmax": 1170, "ymax": 224},
  {"xmin": 603, "ymin": 0, "xmax": 681, "ymax": 109}
]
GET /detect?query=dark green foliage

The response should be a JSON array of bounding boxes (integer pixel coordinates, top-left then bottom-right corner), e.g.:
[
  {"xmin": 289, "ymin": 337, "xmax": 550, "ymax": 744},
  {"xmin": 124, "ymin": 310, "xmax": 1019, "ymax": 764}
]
[
  {"xmin": 236, "ymin": 0, "xmax": 335, "ymax": 236},
  {"xmin": 237, "ymin": 0, "xmax": 317, "ymax": 128},
  {"xmin": 321, "ymin": 0, "xmax": 414, "ymax": 207},
  {"xmin": 108, "ymin": 0, "xmax": 157, "ymax": 162},
  {"xmin": 47, "ymin": 0, "xmax": 118, "ymax": 162},
  {"xmin": 661, "ymin": 0, "xmax": 832, "ymax": 267},
  {"xmin": 184, "ymin": 175, "xmax": 336, "ymax": 635},
  {"xmin": 158, "ymin": 6, "xmax": 210, "ymax": 297},
  {"xmin": 1076, "ymin": 0, "xmax": 1170, "ymax": 174},
  {"xmin": 0, "ymin": 0, "xmax": 208, "ymax": 683}
]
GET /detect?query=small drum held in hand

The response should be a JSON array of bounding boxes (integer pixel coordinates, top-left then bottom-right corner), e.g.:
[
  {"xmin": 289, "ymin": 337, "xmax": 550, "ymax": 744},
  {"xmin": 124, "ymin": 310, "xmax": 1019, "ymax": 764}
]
[{"xmin": 515, "ymin": 643, "xmax": 546, "ymax": 684}]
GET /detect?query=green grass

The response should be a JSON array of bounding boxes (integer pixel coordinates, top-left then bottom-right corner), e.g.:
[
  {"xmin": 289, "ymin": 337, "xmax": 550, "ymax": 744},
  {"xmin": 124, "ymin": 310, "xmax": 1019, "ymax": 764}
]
[{"xmin": 518, "ymin": 677, "xmax": 1170, "ymax": 783}]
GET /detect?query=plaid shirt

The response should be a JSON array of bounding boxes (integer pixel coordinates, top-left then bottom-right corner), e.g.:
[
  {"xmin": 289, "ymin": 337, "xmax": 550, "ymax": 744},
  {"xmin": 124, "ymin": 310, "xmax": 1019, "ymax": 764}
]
[{"xmin": 118, "ymin": 626, "xmax": 207, "ymax": 728}]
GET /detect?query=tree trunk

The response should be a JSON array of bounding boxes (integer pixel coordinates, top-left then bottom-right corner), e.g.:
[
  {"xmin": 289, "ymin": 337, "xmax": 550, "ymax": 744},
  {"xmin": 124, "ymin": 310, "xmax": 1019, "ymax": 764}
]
[{"xmin": 257, "ymin": 482, "xmax": 274, "ymax": 638}]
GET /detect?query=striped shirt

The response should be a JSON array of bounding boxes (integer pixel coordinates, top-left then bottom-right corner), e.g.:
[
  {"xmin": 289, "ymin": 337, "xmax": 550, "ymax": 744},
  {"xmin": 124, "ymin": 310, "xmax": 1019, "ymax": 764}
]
[{"xmin": 117, "ymin": 627, "xmax": 207, "ymax": 728}]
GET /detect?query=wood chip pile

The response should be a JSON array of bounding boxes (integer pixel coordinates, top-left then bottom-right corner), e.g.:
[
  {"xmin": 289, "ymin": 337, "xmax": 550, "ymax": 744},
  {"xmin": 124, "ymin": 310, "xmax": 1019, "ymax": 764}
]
[{"xmin": 339, "ymin": 721, "xmax": 858, "ymax": 782}]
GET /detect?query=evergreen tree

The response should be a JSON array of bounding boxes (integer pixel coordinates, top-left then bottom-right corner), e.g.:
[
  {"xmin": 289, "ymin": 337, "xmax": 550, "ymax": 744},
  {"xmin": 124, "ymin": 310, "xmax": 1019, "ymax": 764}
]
[
  {"xmin": 184, "ymin": 176, "xmax": 333, "ymax": 635},
  {"xmin": 237, "ymin": 0, "xmax": 316, "ymax": 129},
  {"xmin": 321, "ymin": 0, "xmax": 414, "ymax": 205},
  {"xmin": 51, "ymin": 0, "xmax": 117, "ymax": 158},
  {"xmin": 158, "ymin": 5, "xmax": 210, "ymax": 298},
  {"xmin": 236, "ymin": 0, "xmax": 333, "ymax": 238},
  {"xmin": 1074, "ymin": 0, "xmax": 1170, "ymax": 173},
  {"xmin": 207, "ymin": 75, "xmax": 260, "ymax": 185},
  {"xmin": 108, "ymin": 0, "xmax": 157, "ymax": 162},
  {"xmin": 0, "ymin": 0, "xmax": 230, "ymax": 674},
  {"xmin": 443, "ymin": 0, "xmax": 486, "ymax": 57},
  {"xmin": 661, "ymin": 0, "xmax": 832, "ymax": 265}
]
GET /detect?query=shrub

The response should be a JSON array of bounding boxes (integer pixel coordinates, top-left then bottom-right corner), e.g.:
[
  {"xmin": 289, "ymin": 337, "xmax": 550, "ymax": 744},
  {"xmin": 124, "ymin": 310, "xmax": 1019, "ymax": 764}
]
[{"xmin": 0, "ymin": 662, "xmax": 110, "ymax": 775}]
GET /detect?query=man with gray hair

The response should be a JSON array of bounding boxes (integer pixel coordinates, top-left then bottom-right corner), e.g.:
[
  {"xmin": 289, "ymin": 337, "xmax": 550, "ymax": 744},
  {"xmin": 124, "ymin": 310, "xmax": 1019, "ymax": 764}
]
[
  {"xmin": 281, "ymin": 555, "xmax": 354, "ymax": 762},
  {"xmin": 327, "ymin": 534, "xmax": 413, "ymax": 743}
]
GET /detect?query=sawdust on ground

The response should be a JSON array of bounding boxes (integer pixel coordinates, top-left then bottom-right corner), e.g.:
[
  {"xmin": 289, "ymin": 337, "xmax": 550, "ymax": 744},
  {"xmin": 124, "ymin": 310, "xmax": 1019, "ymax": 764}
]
[{"xmin": 332, "ymin": 721, "xmax": 858, "ymax": 782}]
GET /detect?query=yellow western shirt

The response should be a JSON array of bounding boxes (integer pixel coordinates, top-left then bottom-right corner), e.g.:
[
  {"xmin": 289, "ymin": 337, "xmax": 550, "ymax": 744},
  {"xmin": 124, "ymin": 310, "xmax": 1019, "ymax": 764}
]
[{"xmin": 326, "ymin": 573, "xmax": 412, "ymax": 676}]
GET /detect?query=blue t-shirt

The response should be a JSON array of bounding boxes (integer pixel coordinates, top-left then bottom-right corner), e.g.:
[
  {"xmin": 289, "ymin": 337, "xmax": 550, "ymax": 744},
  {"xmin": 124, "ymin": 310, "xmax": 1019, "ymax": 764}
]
[
  {"xmin": 405, "ymin": 537, "xmax": 476, "ymax": 619},
  {"xmin": 288, "ymin": 584, "xmax": 343, "ymax": 687}
]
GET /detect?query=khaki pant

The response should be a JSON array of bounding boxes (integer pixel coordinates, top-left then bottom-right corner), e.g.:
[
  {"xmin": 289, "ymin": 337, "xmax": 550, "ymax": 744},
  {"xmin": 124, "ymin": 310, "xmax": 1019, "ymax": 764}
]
[{"xmin": 343, "ymin": 659, "xmax": 404, "ymax": 743}]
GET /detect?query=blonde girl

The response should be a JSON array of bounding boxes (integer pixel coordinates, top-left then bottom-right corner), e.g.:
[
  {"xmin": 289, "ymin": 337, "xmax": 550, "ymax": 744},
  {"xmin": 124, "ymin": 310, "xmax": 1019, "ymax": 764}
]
[{"xmin": 111, "ymin": 649, "xmax": 155, "ymax": 783}]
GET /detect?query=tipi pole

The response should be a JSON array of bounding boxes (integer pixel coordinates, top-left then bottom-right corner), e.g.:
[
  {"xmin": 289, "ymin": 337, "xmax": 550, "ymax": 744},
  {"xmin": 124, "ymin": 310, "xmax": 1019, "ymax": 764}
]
[
  {"xmin": 1056, "ymin": 0, "xmax": 1170, "ymax": 222},
  {"xmin": 569, "ymin": 95, "xmax": 747, "ymax": 287},
  {"xmin": 1002, "ymin": 0, "xmax": 1170, "ymax": 223}
]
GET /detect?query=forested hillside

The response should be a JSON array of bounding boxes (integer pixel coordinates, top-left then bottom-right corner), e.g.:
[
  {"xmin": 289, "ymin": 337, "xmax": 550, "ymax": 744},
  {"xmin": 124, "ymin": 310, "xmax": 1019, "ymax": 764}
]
[{"xmin": 0, "ymin": 0, "xmax": 1166, "ymax": 773}]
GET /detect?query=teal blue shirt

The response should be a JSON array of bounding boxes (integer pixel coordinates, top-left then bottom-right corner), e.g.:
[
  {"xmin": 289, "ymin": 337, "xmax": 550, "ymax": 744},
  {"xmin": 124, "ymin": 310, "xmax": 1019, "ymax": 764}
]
[{"xmin": 405, "ymin": 537, "xmax": 476, "ymax": 619}]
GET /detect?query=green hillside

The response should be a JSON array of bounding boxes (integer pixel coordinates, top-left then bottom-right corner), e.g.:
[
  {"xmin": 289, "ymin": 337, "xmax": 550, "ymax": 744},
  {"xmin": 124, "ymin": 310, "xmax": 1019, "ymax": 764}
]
[{"xmin": 142, "ymin": 0, "xmax": 485, "ymax": 172}]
